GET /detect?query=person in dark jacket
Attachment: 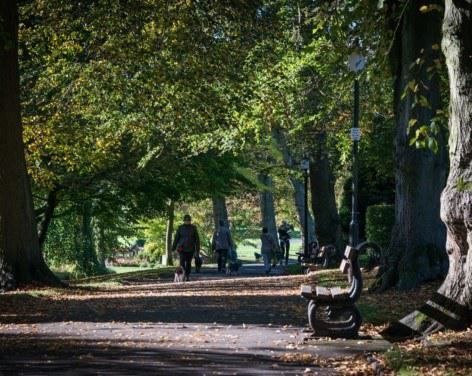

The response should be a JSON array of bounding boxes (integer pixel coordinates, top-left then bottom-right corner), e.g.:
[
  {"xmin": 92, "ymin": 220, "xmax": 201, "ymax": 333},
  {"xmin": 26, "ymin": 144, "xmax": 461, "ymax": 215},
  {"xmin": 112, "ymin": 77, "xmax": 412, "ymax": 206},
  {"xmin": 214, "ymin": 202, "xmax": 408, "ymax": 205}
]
[
  {"xmin": 212, "ymin": 220, "xmax": 234, "ymax": 273},
  {"xmin": 278, "ymin": 220, "xmax": 294, "ymax": 266},
  {"xmin": 172, "ymin": 214, "xmax": 200, "ymax": 281},
  {"xmin": 260, "ymin": 227, "xmax": 276, "ymax": 274}
]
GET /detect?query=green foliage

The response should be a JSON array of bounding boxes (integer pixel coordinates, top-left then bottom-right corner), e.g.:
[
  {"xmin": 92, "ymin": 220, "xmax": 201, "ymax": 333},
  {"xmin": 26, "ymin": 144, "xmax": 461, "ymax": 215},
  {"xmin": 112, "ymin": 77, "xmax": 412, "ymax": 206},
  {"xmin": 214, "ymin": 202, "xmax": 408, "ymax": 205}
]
[
  {"xmin": 43, "ymin": 213, "xmax": 77, "ymax": 268},
  {"xmin": 365, "ymin": 204, "xmax": 395, "ymax": 250},
  {"xmin": 17, "ymin": 1, "xmax": 427, "ymax": 280},
  {"xmin": 338, "ymin": 113, "xmax": 395, "ymax": 240},
  {"xmin": 139, "ymin": 242, "xmax": 164, "ymax": 265},
  {"xmin": 19, "ymin": 0, "xmax": 269, "ymax": 276},
  {"xmin": 137, "ymin": 217, "xmax": 167, "ymax": 264},
  {"xmin": 456, "ymin": 177, "xmax": 472, "ymax": 192},
  {"xmin": 43, "ymin": 210, "xmax": 107, "ymax": 279}
]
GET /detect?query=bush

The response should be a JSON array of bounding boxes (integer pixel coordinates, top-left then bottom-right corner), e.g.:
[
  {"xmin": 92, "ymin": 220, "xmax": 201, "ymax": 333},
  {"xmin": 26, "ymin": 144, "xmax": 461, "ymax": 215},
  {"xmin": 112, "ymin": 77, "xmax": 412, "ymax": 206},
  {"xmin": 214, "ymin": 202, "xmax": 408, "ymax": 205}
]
[
  {"xmin": 365, "ymin": 204, "xmax": 394, "ymax": 250},
  {"xmin": 138, "ymin": 241, "xmax": 164, "ymax": 264}
]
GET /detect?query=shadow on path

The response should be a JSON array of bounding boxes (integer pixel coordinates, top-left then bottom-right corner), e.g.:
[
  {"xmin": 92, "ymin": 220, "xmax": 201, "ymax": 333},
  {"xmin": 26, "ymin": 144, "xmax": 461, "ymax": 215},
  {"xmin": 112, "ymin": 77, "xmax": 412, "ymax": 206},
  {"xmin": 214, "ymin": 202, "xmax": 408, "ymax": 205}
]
[{"xmin": 0, "ymin": 334, "xmax": 334, "ymax": 375}]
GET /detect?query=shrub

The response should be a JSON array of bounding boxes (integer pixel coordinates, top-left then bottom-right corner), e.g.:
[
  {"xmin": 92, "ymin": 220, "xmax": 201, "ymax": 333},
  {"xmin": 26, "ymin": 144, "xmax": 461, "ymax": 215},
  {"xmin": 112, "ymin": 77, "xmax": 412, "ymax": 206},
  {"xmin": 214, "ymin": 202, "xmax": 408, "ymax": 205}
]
[
  {"xmin": 365, "ymin": 204, "xmax": 394, "ymax": 250},
  {"xmin": 139, "ymin": 241, "xmax": 164, "ymax": 264}
]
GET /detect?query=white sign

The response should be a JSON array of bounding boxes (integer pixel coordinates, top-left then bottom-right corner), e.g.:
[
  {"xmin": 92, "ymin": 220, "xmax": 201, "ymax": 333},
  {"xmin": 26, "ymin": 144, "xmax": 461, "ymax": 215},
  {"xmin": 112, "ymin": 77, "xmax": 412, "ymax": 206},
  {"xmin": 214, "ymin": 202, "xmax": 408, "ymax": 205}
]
[
  {"xmin": 347, "ymin": 53, "xmax": 366, "ymax": 72},
  {"xmin": 300, "ymin": 159, "xmax": 310, "ymax": 171},
  {"xmin": 350, "ymin": 128, "xmax": 361, "ymax": 141}
]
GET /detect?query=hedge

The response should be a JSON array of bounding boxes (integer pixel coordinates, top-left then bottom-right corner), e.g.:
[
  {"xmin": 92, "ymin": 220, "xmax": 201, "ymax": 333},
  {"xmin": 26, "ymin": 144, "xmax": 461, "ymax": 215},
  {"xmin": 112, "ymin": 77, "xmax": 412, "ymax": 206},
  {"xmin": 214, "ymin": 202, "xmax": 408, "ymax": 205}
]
[{"xmin": 365, "ymin": 204, "xmax": 395, "ymax": 250}]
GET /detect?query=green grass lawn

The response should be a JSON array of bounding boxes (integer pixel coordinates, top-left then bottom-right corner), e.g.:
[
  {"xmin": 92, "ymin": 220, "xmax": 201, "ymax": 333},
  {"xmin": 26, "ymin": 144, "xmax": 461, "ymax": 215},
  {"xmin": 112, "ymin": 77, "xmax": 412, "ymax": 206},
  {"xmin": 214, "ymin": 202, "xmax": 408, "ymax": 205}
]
[
  {"xmin": 53, "ymin": 265, "xmax": 152, "ymax": 281},
  {"xmin": 236, "ymin": 237, "xmax": 303, "ymax": 262},
  {"xmin": 106, "ymin": 266, "xmax": 149, "ymax": 274}
]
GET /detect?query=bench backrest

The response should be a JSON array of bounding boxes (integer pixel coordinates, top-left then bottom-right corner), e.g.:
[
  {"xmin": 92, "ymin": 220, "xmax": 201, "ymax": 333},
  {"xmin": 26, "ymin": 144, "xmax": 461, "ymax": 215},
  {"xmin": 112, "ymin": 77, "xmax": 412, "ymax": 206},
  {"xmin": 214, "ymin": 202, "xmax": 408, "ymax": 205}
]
[{"xmin": 339, "ymin": 245, "xmax": 356, "ymax": 274}]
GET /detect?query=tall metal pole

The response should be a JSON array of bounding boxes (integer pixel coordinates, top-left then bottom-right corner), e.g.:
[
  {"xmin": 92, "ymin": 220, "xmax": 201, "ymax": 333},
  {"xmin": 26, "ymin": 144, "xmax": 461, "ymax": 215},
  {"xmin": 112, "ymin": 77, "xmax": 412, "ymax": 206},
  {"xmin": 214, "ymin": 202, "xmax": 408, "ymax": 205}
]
[
  {"xmin": 349, "ymin": 78, "xmax": 360, "ymax": 247},
  {"xmin": 304, "ymin": 169, "xmax": 309, "ymax": 258}
]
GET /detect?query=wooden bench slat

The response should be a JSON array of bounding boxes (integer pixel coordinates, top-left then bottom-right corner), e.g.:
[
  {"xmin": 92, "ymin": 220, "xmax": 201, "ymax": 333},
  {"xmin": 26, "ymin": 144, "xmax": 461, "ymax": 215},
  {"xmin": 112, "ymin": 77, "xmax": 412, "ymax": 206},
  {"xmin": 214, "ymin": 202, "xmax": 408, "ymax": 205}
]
[
  {"xmin": 331, "ymin": 287, "xmax": 349, "ymax": 299},
  {"xmin": 315, "ymin": 286, "xmax": 331, "ymax": 297},
  {"xmin": 301, "ymin": 284, "xmax": 313, "ymax": 295},
  {"xmin": 344, "ymin": 246, "xmax": 355, "ymax": 260},
  {"xmin": 339, "ymin": 259, "xmax": 349, "ymax": 274}
]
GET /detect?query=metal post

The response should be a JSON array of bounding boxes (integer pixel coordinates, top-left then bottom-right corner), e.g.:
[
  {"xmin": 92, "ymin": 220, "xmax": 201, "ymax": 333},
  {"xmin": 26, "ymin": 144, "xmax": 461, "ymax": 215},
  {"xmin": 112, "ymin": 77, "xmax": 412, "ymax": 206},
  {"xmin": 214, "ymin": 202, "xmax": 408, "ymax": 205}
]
[
  {"xmin": 304, "ymin": 169, "xmax": 309, "ymax": 258},
  {"xmin": 349, "ymin": 78, "xmax": 360, "ymax": 247}
]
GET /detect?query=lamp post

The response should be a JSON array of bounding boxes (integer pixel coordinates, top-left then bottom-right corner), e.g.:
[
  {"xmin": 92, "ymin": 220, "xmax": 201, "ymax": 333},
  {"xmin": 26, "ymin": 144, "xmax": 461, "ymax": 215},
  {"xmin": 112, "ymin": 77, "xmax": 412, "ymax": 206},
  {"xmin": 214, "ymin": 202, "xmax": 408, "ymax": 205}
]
[
  {"xmin": 301, "ymin": 157, "xmax": 310, "ymax": 258},
  {"xmin": 347, "ymin": 47, "xmax": 365, "ymax": 247}
]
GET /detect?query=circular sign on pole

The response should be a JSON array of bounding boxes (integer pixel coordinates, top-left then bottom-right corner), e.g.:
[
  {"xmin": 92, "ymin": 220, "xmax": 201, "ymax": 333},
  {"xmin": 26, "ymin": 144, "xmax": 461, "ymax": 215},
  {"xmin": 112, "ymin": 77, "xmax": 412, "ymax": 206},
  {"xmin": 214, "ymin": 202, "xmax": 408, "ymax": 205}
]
[
  {"xmin": 347, "ymin": 53, "xmax": 366, "ymax": 73},
  {"xmin": 350, "ymin": 128, "xmax": 361, "ymax": 141},
  {"xmin": 300, "ymin": 159, "xmax": 310, "ymax": 171}
]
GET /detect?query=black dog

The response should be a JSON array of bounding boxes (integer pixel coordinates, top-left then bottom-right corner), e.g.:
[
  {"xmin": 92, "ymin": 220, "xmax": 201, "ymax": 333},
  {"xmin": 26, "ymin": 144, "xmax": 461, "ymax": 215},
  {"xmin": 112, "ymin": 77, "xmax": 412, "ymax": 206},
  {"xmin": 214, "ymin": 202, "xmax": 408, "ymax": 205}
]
[{"xmin": 195, "ymin": 254, "xmax": 203, "ymax": 273}]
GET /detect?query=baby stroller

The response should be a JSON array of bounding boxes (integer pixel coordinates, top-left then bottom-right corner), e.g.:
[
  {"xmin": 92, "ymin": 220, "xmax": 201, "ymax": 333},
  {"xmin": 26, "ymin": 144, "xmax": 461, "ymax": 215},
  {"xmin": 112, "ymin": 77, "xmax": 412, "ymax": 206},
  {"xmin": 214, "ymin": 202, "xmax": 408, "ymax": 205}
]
[{"xmin": 227, "ymin": 247, "xmax": 240, "ymax": 276}]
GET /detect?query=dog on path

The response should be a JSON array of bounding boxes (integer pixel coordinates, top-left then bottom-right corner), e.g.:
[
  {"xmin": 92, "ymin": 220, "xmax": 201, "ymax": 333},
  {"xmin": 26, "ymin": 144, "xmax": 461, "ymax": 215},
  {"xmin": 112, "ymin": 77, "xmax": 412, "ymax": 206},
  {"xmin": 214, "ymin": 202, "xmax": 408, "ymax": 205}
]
[{"xmin": 174, "ymin": 266, "xmax": 185, "ymax": 283}]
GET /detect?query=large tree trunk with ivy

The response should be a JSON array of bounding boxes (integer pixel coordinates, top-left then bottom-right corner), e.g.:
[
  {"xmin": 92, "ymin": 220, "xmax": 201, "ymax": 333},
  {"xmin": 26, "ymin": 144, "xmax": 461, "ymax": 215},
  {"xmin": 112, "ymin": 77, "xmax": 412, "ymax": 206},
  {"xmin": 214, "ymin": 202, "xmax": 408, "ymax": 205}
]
[
  {"xmin": 384, "ymin": 1, "xmax": 472, "ymax": 337},
  {"xmin": 310, "ymin": 133, "xmax": 342, "ymax": 251},
  {"xmin": 377, "ymin": 0, "xmax": 448, "ymax": 291},
  {"xmin": 258, "ymin": 174, "xmax": 280, "ymax": 252},
  {"xmin": 271, "ymin": 126, "xmax": 316, "ymax": 244},
  {"xmin": 96, "ymin": 225, "xmax": 107, "ymax": 268},
  {"xmin": 0, "ymin": 0, "xmax": 59, "ymax": 290},
  {"xmin": 74, "ymin": 202, "xmax": 100, "ymax": 276},
  {"xmin": 164, "ymin": 200, "xmax": 174, "ymax": 266}
]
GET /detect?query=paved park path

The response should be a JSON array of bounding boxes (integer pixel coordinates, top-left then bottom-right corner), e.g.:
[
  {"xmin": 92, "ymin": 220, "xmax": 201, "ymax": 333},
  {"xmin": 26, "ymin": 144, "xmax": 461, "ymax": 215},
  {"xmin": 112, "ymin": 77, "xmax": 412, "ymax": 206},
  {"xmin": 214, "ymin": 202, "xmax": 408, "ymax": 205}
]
[{"xmin": 0, "ymin": 264, "xmax": 390, "ymax": 375}]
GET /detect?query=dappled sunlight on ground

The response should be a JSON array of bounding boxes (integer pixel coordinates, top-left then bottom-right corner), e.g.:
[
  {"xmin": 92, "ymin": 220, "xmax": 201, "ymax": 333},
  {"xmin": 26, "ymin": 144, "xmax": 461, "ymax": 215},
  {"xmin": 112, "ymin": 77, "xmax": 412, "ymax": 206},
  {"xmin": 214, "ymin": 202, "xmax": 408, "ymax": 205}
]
[{"xmin": 1, "ymin": 265, "xmax": 468, "ymax": 375}]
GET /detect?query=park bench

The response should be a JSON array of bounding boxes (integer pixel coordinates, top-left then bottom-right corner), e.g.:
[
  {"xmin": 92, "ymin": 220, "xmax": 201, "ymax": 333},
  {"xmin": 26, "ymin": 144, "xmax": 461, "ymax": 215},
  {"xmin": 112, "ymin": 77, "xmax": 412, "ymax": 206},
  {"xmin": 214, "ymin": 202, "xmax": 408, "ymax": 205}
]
[
  {"xmin": 299, "ymin": 241, "xmax": 372, "ymax": 339},
  {"xmin": 297, "ymin": 242, "xmax": 335, "ymax": 269}
]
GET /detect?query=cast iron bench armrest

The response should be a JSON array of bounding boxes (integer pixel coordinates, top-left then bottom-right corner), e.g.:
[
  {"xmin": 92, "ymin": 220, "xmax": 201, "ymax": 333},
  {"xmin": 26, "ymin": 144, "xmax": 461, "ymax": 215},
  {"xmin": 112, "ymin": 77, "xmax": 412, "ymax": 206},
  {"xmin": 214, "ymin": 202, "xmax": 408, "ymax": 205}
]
[{"xmin": 300, "ymin": 242, "xmax": 379, "ymax": 339}]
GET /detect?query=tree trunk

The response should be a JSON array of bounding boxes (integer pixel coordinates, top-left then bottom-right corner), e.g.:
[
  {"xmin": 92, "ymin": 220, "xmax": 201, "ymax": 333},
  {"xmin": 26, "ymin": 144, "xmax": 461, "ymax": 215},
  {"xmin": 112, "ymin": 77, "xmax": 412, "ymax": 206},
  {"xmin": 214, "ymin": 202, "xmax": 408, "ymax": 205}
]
[
  {"xmin": 310, "ymin": 133, "xmax": 343, "ymax": 251},
  {"xmin": 74, "ymin": 202, "xmax": 100, "ymax": 276},
  {"xmin": 38, "ymin": 188, "xmax": 59, "ymax": 251},
  {"xmin": 377, "ymin": 0, "xmax": 448, "ymax": 291},
  {"xmin": 271, "ymin": 126, "xmax": 316, "ymax": 244},
  {"xmin": 258, "ymin": 174, "xmax": 280, "ymax": 251},
  {"xmin": 95, "ymin": 224, "xmax": 107, "ymax": 268},
  {"xmin": 383, "ymin": 2, "xmax": 472, "ymax": 337},
  {"xmin": 436, "ymin": 0, "xmax": 472, "ymax": 319},
  {"xmin": 291, "ymin": 179, "xmax": 316, "ymax": 244},
  {"xmin": 0, "ymin": 0, "xmax": 59, "ymax": 289},
  {"xmin": 165, "ymin": 200, "xmax": 175, "ymax": 266},
  {"xmin": 212, "ymin": 195, "xmax": 229, "ymax": 228}
]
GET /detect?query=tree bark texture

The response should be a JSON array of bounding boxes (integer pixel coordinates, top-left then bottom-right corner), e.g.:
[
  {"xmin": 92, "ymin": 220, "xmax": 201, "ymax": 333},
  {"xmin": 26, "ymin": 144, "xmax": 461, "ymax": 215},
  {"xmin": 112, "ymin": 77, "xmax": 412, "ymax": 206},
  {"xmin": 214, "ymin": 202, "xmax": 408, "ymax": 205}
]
[
  {"xmin": 74, "ymin": 202, "xmax": 100, "ymax": 276},
  {"xmin": 212, "ymin": 195, "xmax": 229, "ymax": 229},
  {"xmin": 258, "ymin": 174, "xmax": 280, "ymax": 252},
  {"xmin": 310, "ymin": 133, "xmax": 343, "ymax": 251},
  {"xmin": 437, "ymin": 0, "xmax": 472, "ymax": 315},
  {"xmin": 379, "ymin": 0, "xmax": 449, "ymax": 291},
  {"xmin": 382, "ymin": 1, "xmax": 472, "ymax": 338},
  {"xmin": 165, "ymin": 200, "xmax": 175, "ymax": 266},
  {"xmin": 271, "ymin": 126, "xmax": 316, "ymax": 244},
  {"xmin": 0, "ymin": 0, "xmax": 58, "ymax": 289},
  {"xmin": 38, "ymin": 188, "xmax": 59, "ymax": 251}
]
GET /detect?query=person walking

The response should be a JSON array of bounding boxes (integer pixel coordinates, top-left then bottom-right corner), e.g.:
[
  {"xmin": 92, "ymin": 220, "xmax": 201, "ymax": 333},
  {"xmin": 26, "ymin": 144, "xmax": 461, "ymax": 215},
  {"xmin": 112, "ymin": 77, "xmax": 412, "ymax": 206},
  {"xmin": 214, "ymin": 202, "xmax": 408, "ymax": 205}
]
[
  {"xmin": 261, "ymin": 227, "xmax": 276, "ymax": 275},
  {"xmin": 278, "ymin": 220, "xmax": 293, "ymax": 266},
  {"xmin": 172, "ymin": 214, "xmax": 200, "ymax": 281},
  {"xmin": 212, "ymin": 220, "xmax": 234, "ymax": 273}
]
